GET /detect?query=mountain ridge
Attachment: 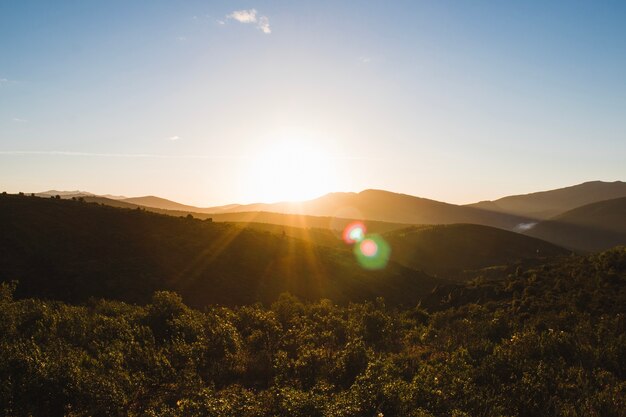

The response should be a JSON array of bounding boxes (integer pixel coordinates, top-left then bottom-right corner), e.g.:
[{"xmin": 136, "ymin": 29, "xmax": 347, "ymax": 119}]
[
  {"xmin": 467, "ymin": 180, "xmax": 626, "ymax": 219},
  {"xmin": 524, "ymin": 196, "xmax": 626, "ymax": 252}
]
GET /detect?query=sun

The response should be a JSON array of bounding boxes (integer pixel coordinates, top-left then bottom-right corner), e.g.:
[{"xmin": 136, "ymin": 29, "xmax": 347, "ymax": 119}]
[{"xmin": 245, "ymin": 137, "xmax": 338, "ymax": 202}]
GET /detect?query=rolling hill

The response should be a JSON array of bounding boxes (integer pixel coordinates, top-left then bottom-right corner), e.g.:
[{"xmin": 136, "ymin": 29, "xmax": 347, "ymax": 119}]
[
  {"xmin": 204, "ymin": 189, "xmax": 530, "ymax": 230},
  {"xmin": 0, "ymin": 194, "xmax": 444, "ymax": 307},
  {"xmin": 384, "ymin": 224, "xmax": 570, "ymax": 278},
  {"xmin": 468, "ymin": 180, "xmax": 626, "ymax": 219},
  {"xmin": 524, "ymin": 196, "xmax": 626, "ymax": 252},
  {"xmin": 60, "ymin": 195, "xmax": 416, "ymax": 235},
  {"xmin": 121, "ymin": 195, "xmax": 234, "ymax": 213},
  {"xmin": 37, "ymin": 181, "xmax": 626, "ymax": 233}
]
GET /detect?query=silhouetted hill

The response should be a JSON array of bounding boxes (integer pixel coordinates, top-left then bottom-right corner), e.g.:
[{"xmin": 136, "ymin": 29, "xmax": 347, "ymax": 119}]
[
  {"xmin": 468, "ymin": 180, "xmax": 626, "ymax": 219},
  {"xmin": 208, "ymin": 211, "xmax": 412, "ymax": 234},
  {"xmin": 0, "ymin": 194, "xmax": 443, "ymax": 307},
  {"xmin": 59, "ymin": 195, "xmax": 416, "ymax": 235},
  {"xmin": 36, "ymin": 190, "xmax": 128, "ymax": 200},
  {"xmin": 207, "ymin": 189, "xmax": 529, "ymax": 230},
  {"xmin": 524, "ymin": 197, "xmax": 626, "ymax": 252},
  {"xmin": 384, "ymin": 224, "xmax": 570, "ymax": 278},
  {"xmin": 122, "ymin": 195, "xmax": 222, "ymax": 212},
  {"xmin": 35, "ymin": 190, "xmax": 95, "ymax": 198}
]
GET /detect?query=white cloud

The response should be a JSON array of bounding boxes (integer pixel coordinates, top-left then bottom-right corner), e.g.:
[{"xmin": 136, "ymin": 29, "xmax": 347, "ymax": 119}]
[
  {"xmin": 228, "ymin": 9, "xmax": 258, "ymax": 23},
  {"xmin": 0, "ymin": 77, "xmax": 20, "ymax": 87},
  {"xmin": 169, "ymin": 135, "xmax": 180, "ymax": 141},
  {"xmin": 257, "ymin": 16, "xmax": 271, "ymax": 34},
  {"xmin": 359, "ymin": 56, "xmax": 371, "ymax": 64},
  {"xmin": 12, "ymin": 118, "xmax": 27, "ymax": 123},
  {"xmin": 226, "ymin": 9, "xmax": 271, "ymax": 34}
]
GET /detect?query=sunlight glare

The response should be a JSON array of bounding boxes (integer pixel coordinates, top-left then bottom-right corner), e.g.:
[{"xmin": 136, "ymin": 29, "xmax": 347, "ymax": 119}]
[{"xmin": 246, "ymin": 134, "xmax": 338, "ymax": 202}]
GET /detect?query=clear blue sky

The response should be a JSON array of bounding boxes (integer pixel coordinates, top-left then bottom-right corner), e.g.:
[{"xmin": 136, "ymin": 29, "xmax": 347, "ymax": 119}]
[{"xmin": 1, "ymin": 1, "xmax": 625, "ymax": 205}]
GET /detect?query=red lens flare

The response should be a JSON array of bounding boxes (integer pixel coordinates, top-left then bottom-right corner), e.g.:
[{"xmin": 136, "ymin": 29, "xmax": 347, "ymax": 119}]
[{"xmin": 342, "ymin": 221, "xmax": 366, "ymax": 244}]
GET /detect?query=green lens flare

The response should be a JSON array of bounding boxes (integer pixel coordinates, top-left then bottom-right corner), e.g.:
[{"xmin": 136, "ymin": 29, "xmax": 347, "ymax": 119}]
[{"xmin": 353, "ymin": 234, "xmax": 391, "ymax": 270}]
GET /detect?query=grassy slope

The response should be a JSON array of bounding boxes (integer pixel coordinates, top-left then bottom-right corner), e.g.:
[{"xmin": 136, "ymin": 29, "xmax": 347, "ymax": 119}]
[
  {"xmin": 384, "ymin": 224, "xmax": 570, "ymax": 278},
  {"xmin": 0, "ymin": 194, "xmax": 442, "ymax": 307}
]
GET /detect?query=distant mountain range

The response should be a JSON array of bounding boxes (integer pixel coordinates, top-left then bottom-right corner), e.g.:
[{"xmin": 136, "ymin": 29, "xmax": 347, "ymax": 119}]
[
  {"xmin": 2, "ymin": 185, "xmax": 623, "ymax": 308},
  {"xmin": 28, "ymin": 180, "xmax": 626, "ymax": 252},
  {"xmin": 201, "ymin": 189, "xmax": 531, "ymax": 230},
  {"xmin": 36, "ymin": 190, "xmax": 128, "ymax": 200},
  {"xmin": 467, "ymin": 181, "xmax": 626, "ymax": 219},
  {"xmin": 525, "ymin": 197, "xmax": 626, "ymax": 252}
]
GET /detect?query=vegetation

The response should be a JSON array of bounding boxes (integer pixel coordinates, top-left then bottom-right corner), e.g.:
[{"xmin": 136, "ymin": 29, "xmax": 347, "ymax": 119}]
[
  {"xmin": 0, "ymin": 247, "xmax": 624, "ymax": 416},
  {"xmin": 384, "ymin": 224, "xmax": 569, "ymax": 278},
  {"xmin": 1, "ymin": 193, "xmax": 624, "ymax": 415}
]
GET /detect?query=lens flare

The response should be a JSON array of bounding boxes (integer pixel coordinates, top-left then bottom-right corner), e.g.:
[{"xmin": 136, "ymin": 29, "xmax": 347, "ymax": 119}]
[
  {"xmin": 360, "ymin": 239, "xmax": 378, "ymax": 257},
  {"xmin": 354, "ymin": 234, "xmax": 391, "ymax": 270},
  {"xmin": 342, "ymin": 221, "xmax": 366, "ymax": 244}
]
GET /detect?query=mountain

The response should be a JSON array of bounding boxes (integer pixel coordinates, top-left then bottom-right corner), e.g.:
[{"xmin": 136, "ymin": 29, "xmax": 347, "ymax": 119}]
[
  {"xmin": 0, "ymin": 193, "xmax": 445, "ymax": 307},
  {"xmin": 35, "ymin": 190, "xmax": 95, "ymax": 198},
  {"xmin": 205, "ymin": 189, "xmax": 530, "ymax": 231},
  {"xmin": 468, "ymin": 181, "xmax": 626, "ymax": 219},
  {"xmin": 121, "ymin": 195, "xmax": 218, "ymax": 212},
  {"xmin": 38, "ymin": 181, "xmax": 626, "ymax": 233},
  {"xmin": 384, "ymin": 224, "xmax": 570, "ymax": 278},
  {"xmin": 100, "ymin": 194, "xmax": 127, "ymax": 200},
  {"xmin": 524, "ymin": 197, "xmax": 626, "ymax": 252},
  {"xmin": 69, "ymin": 195, "xmax": 415, "ymax": 234}
]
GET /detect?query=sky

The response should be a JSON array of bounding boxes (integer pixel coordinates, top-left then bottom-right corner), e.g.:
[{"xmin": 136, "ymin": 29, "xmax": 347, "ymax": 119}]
[{"xmin": 1, "ymin": 0, "xmax": 625, "ymax": 206}]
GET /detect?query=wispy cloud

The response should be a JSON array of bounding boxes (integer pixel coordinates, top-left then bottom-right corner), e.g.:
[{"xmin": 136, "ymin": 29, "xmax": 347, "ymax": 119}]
[
  {"xmin": 359, "ymin": 56, "xmax": 372, "ymax": 64},
  {"xmin": 0, "ymin": 150, "xmax": 244, "ymax": 159},
  {"xmin": 0, "ymin": 150, "xmax": 375, "ymax": 161},
  {"xmin": 12, "ymin": 118, "xmax": 27, "ymax": 123},
  {"xmin": 226, "ymin": 9, "xmax": 271, "ymax": 34},
  {"xmin": 168, "ymin": 135, "xmax": 180, "ymax": 141},
  {"xmin": 257, "ymin": 16, "xmax": 271, "ymax": 34}
]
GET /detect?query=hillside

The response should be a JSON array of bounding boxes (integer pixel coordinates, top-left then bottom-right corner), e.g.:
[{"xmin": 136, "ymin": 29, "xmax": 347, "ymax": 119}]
[
  {"xmin": 121, "ymin": 195, "xmax": 222, "ymax": 213},
  {"xmin": 59, "ymin": 195, "xmax": 415, "ymax": 235},
  {"xmin": 384, "ymin": 224, "xmax": 570, "ymax": 278},
  {"xmin": 468, "ymin": 180, "xmax": 626, "ymax": 219},
  {"xmin": 0, "ymin": 194, "xmax": 442, "ymax": 307},
  {"xmin": 206, "ymin": 189, "xmax": 529, "ymax": 230},
  {"xmin": 524, "ymin": 197, "xmax": 626, "ymax": 252}
]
